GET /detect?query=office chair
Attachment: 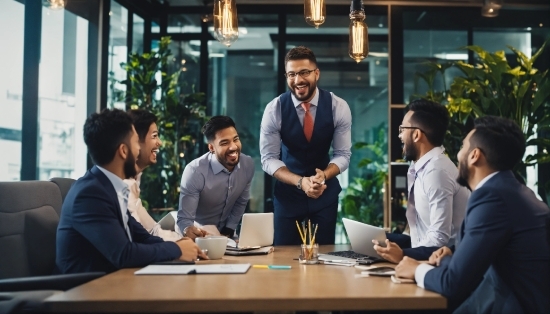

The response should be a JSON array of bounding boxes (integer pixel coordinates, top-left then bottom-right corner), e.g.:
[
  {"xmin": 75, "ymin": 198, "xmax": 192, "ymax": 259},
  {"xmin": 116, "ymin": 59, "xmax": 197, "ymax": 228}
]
[{"xmin": 0, "ymin": 181, "xmax": 103, "ymax": 313}]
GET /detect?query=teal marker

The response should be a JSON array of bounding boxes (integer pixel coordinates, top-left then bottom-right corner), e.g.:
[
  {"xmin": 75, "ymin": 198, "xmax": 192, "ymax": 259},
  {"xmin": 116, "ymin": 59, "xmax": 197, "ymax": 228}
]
[
  {"xmin": 268, "ymin": 265, "xmax": 291, "ymax": 269},
  {"xmin": 253, "ymin": 265, "xmax": 292, "ymax": 269}
]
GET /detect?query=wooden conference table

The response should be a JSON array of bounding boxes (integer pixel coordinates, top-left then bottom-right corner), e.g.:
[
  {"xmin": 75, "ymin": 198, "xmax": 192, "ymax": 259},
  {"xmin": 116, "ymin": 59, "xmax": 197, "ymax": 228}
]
[{"xmin": 45, "ymin": 245, "xmax": 446, "ymax": 313}]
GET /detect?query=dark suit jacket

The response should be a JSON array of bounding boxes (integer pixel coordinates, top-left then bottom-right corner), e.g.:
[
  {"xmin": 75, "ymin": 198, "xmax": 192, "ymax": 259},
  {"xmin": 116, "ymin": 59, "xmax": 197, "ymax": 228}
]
[
  {"xmin": 56, "ymin": 166, "xmax": 181, "ymax": 274},
  {"xmin": 424, "ymin": 171, "xmax": 550, "ymax": 313}
]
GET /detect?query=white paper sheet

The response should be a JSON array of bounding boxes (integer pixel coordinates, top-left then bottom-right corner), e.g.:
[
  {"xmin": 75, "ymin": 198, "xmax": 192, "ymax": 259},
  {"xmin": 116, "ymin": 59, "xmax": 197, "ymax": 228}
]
[{"xmin": 135, "ymin": 263, "xmax": 251, "ymax": 275}]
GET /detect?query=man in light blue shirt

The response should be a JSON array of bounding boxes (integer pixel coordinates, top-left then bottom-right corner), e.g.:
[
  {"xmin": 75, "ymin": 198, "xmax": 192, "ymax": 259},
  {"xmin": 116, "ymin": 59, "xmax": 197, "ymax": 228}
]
[
  {"xmin": 260, "ymin": 46, "xmax": 352, "ymax": 245},
  {"xmin": 177, "ymin": 116, "xmax": 254, "ymax": 240},
  {"xmin": 374, "ymin": 99, "xmax": 469, "ymax": 262}
]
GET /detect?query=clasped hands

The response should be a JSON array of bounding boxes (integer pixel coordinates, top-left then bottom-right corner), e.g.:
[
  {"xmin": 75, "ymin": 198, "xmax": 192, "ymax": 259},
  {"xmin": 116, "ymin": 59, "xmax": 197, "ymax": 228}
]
[
  {"xmin": 382, "ymin": 244, "xmax": 453, "ymax": 280},
  {"xmin": 302, "ymin": 168, "xmax": 327, "ymax": 199}
]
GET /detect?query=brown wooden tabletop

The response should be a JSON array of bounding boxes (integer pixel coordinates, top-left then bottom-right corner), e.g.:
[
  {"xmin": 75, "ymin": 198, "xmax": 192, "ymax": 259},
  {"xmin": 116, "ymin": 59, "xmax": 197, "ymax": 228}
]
[{"xmin": 45, "ymin": 245, "xmax": 446, "ymax": 313}]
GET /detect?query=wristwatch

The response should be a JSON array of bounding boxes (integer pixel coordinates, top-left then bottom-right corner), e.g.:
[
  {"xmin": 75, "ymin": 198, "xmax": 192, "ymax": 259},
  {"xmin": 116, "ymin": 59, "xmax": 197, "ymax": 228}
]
[{"xmin": 296, "ymin": 177, "xmax": 304, "ymax": 190}]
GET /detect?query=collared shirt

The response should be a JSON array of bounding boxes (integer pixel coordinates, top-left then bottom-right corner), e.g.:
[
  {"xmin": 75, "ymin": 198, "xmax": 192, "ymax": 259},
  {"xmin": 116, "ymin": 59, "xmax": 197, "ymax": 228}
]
[
  {"xmin": 124, "ymin": 173, "xmax": 182, "ymax": 242},
  {"xmin": 96, "ymin": 166, "xmax": 132, "ymax": 241},
  {"xmin": 259, "ymin": 87, "xmax": 352, "ymax": 176},
  {"xmin": 177, "ymin": 152, "xmax": 254, "ymax": 232},
  {"xmin": 407, "ymin": 146, "xmax": 470, "ymax": 248},
  {"xmin": 415, "ymin": 171, "xmax": 500, "ymax": 289}
]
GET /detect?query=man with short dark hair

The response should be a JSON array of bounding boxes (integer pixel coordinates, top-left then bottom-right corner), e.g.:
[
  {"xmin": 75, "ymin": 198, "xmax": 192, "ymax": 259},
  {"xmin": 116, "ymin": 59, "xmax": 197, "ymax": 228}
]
[
  {"xmin": 396, "ymin": 116, "xmax": 550, "ymax": 313},
  {"xmin": 56, "ymin": 109, "xmax": 206, "ymax": 274},
  {"xmin": 124, "ymin": 109, "xmax": 182, "ymax": 241},
  {"xmin": 177, "ymin": 116, "xmax": 254, "ymax": 240},
  {"xmin": 374, "ymin": 99, "xmax": 470, "ymax": 263},
  {"xmin": 260, "ymin": 46, "xmax": 352, "ymax": 245}
]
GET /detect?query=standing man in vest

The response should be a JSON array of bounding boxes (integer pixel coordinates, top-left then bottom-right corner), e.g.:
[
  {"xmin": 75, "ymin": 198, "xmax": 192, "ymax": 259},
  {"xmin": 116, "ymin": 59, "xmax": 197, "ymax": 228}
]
[{"xmin": 260, "ymin": 46, "xmax": 352, "ymax": 245}]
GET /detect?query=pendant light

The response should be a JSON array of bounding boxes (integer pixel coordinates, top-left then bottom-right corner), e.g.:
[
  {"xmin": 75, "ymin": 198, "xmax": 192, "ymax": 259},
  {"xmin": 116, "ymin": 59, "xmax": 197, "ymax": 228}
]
[
  {"xmin": 213, "ymin": 0, "xmax": 239, "ymax": 47},
  {"xmin": 481, "ymin": 0, "xmax": 502, "ymax": 18},
  {"xmin": 304, "ymin": 0, "xmax": 326, "ymax": 29},
  {"xmin": 43, "ymin": 0, "xmax": 65, "ymax": 10},
  {"xmin": 349, "ymin": 0, "xmax": 369, "ymax": 63}
]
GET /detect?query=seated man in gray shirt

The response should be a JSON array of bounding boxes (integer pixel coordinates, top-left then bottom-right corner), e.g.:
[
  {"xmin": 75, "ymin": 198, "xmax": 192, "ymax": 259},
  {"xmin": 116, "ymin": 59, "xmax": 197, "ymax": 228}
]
[{"xmin": 177, "ymin": 116, "xmax": 255, "ymax": 240}]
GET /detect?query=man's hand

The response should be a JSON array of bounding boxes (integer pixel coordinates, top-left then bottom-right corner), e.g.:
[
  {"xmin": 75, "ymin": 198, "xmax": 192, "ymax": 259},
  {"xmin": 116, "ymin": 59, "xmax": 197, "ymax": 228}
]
[
  {"xmin": 395, "ymin": 256, "xmax": 420, "ymax": 280},
  {"xmin": 183, "ymin": 226, "xmax": 207, "ymax": 240},
  {"xmin": 175, "ymin": 238, "xmax": 208, "ymax": 262},
  {"xmin": 428, "ymin": 246, "xmax": 452, "ymax": 266},
  {"xmin": 310, "ymin": 168, "xmax": 326, "ymax": 185},
  {"xmin": 302, "ymin": 169, "xmax": 326, "ymax": 199},
  {"xmin": 373, "ymin": 239, "xmax": 404, "ymax": 264}
]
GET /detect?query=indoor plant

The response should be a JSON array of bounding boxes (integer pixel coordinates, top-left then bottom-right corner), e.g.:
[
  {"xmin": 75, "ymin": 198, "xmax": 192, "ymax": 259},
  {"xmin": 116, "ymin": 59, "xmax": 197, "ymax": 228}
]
[{"xmin": 120, "ymin": 36, "xmax": 207, "ymax": 211}]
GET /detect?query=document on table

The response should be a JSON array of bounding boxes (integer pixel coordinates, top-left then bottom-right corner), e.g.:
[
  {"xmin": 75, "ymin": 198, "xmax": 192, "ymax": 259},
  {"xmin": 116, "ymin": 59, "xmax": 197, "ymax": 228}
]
[{"xmin": 135, "ymin": 263, "xmax": 251, "ymax": 275}]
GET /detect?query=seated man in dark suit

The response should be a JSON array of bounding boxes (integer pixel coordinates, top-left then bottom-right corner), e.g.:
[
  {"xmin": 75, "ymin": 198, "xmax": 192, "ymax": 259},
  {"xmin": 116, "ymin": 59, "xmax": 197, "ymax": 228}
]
[
  {"xmin": 56, "ymin": 109, "xmax": 207, "ymax": 274},
  {"xmin": 395, "ymin": 116, "xmax": 550, "ymax": 313}
]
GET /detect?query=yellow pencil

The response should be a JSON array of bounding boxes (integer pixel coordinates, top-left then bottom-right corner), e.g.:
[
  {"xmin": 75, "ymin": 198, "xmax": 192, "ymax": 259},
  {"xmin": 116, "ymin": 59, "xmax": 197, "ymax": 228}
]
[
  {"xmin": 308, "ymin": 219, "xmax": 312, "ymax": 245},
  {"xmin": 295, "ymin": 220, "xmax": 305, "ymax": 244}
]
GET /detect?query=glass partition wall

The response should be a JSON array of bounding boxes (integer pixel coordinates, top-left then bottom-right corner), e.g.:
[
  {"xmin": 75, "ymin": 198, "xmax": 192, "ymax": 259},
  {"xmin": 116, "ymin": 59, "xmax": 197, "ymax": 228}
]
[{"xmin": 146, "ymin": 3, "xmax": 549, "ymax": 241}]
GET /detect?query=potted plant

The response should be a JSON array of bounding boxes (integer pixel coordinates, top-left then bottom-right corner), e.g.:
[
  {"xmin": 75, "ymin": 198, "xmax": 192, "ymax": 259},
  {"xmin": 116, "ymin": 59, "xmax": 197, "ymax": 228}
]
[{"xmin": 412, "ymin": 40, "xmax": 550, "ymax": 200}]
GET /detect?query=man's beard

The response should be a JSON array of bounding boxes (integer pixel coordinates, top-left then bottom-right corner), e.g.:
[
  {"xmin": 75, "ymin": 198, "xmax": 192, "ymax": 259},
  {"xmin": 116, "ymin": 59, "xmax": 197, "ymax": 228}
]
[
  {"xmin": 403, "ymin": 133, "xmax": 419, "ymax": 161},
  {"xmin": 123, "ymin": 151, "xmax": 138, "ymax": 179},
  {"xmin": 289, "ymin": 80, "xmax": 317, "ymax": 102},
  {"xmin": 456, "ymin": 159, "xmax": 471, "ymax": 190}
]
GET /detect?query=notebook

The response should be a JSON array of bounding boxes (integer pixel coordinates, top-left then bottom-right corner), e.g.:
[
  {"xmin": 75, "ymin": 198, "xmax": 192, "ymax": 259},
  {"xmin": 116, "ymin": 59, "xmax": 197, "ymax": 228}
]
[
  {"xmin": 318, "ymin": 218, "xmax": 386, "ymax": 263},
  {"xmin": 225, "ymin": 213, "xmax": 274, "ymax": 255}
]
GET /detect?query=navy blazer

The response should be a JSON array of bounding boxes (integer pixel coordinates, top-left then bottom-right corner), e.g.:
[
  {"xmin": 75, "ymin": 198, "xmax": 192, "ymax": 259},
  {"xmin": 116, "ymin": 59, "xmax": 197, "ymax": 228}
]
[
  {"xmin": 56, "ymin": 166, "xmax": 181, "ymax": 274},
  {"xmin": 424, "ymin": 171, "xmax": 550, "ymax": 313}
]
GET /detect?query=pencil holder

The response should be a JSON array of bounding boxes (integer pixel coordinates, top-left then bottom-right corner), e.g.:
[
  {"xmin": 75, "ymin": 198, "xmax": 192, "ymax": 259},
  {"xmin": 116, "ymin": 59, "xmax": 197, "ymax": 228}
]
[{"xmin": 299, "ymin": 243, "xmax": 319, "ymax": 264}]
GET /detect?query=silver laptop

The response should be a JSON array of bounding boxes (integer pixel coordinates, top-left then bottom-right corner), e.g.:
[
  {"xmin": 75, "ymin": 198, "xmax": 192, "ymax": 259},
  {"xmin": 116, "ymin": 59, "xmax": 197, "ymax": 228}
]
[
  {"xmin": 235, "ymin": 213, "xmax": 274, "ymax": 249},
  {"xmin": 319, "ymin": 218, "xmax": 386, "ymax": 262}
]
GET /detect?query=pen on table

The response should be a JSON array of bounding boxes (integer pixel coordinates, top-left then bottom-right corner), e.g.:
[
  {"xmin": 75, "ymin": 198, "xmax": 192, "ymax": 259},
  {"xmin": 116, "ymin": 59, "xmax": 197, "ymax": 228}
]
[{"xmin": 253, "ymin": 265, "xmax": 292, "ymax": 269}]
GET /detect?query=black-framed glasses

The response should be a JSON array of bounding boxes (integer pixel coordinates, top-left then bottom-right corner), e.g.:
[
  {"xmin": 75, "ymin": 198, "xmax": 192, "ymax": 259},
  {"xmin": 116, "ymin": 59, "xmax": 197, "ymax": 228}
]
[
  {"xmin": 399, "ymin": 125, "xmax": 425, "ymax": 135},
  {"xmin": 284, "ymin": 68, "xmax": 317, "ymax": 79}
]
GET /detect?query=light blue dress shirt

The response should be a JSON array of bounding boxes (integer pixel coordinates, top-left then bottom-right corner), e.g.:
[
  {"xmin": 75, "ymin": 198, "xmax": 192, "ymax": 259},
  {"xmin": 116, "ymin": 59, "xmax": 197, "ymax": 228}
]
[
  {"xmin": 177, "ymin": 152, "xmax": 255, "ymax": 232},
  {"xmin": 259, "ymin": 87, "xmax": 352, "ymax": 176},
  {"xmin": 96, "ymin": 166, "xmax": 132, "ymax": 241},
  {"xmin": 407, "ymin": 146, "xmax": 470, "ymax": 248}
]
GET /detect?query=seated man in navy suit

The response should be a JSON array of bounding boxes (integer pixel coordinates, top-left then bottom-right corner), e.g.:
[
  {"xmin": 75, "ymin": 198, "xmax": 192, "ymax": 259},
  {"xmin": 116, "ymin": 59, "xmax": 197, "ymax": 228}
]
[
  {"xmin": 395, "ymin": 116, "xmax": 550, "ymax": 313},
  {"xmin": 56, "ymin": 109, "xmax": 207, "ymax": 274}
]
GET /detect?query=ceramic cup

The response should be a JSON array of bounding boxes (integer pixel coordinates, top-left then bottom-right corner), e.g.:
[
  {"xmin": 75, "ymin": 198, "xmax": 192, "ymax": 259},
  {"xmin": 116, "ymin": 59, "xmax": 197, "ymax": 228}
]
[{"xmin": 196, "ymin": 236, "xmax": 228, "ymax": 259}]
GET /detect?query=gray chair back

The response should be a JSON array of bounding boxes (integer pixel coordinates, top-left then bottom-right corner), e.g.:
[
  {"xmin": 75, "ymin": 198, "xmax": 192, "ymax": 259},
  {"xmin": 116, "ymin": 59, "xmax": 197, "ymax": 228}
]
[
  {"xmin": 49, "ymin": 177, "xmax": 75, "ymax": 204},
  {"xmin": 0, "ymin": 181, "xmax": 62, "ymax": 279}
]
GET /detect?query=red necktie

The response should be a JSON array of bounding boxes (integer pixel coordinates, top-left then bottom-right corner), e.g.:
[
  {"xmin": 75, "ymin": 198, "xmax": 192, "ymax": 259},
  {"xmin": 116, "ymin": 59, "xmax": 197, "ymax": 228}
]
[{"xmin": 301, "ymin": 102, "xmax": 314, "ymax": 142}]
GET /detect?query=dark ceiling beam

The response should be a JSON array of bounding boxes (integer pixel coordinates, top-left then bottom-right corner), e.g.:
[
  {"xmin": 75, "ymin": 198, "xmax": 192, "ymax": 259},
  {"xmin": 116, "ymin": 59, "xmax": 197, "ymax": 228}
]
[{"xmin": 115, "ymin": 0, "xmax": 164, "ymax": 18}]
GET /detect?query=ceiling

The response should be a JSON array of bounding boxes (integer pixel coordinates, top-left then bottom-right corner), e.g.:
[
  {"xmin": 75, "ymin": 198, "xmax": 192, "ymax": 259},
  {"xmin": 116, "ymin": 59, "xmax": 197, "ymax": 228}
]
[{"xmin": 164, "ymin": 0, "xmax": 550, "ymax": 8}]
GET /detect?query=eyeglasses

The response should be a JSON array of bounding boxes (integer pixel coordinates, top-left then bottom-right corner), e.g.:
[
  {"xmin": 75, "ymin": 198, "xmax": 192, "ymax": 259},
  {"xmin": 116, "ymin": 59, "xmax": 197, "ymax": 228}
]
[
  {"xmin": 284, "ymin": 68, "xmax": 317, "ymax": 79},
  {"xmin": 398, "ymin": 126, "xmax": 425, "ymax": 135}
]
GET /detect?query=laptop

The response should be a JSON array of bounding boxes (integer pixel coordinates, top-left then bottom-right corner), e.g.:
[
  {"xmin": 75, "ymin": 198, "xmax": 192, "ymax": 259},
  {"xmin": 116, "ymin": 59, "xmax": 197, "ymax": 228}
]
[
  {"xmin": 225, "ymin": 213, "xmax": 274, "ymax": 255},
  {"xmin": 319, "ymin": 218, "xmax": 387, "ymax": 263}
]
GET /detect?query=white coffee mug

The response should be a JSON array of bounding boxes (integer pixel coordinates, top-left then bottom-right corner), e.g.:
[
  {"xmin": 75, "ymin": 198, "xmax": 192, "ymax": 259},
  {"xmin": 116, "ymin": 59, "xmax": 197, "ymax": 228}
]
[{"xmin": 195, "ymin": 236, "xmax": 228, "ymax": 259}]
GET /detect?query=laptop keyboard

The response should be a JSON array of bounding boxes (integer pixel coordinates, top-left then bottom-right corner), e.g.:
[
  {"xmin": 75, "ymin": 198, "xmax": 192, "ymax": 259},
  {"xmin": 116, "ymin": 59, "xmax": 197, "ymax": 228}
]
[{"xmin": 325, "ymin": 250, "xmax": 373, "ymax": 260}]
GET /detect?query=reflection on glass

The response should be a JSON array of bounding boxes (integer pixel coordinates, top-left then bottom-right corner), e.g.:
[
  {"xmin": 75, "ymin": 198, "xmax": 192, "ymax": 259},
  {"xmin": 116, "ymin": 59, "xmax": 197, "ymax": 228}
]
[
  {"xmin": 38, "ymin": 8, "xmax": 88, "ymax": 180},
  {"xmin": 403, "ymin": 29, "xmax": 467, "ymax": 102},
  {"xmin": 43, "ymin": 0, "xmax": 65, "ymax": 10},
  {"xmin": 168, "ymin": 14, "xmax": 201, "ymax": 33},
  {"xmin": 133, "ymin": 14, "xmax": 144, "ymax": 53},
  {"xmin": 0, "ymin": 0, "xmax": 24, "ymax": 181},
  {"xmin": 107, "ymin": 0, "xmax": 128, "ymax": 109}
]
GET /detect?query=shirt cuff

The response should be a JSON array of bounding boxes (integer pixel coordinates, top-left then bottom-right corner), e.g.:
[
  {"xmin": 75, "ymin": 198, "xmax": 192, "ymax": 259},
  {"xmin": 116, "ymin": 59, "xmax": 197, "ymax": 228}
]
[
  {"xmin": 264, "ymin": 159, "xmax": 286, "ymax": 176},
  {"xmin": 329, "ymin": 156, "xmax": 349, "ymax": 174},
  {"xmin": 415, "ymin": 263, "xmax": 435, "ymax": 289}
]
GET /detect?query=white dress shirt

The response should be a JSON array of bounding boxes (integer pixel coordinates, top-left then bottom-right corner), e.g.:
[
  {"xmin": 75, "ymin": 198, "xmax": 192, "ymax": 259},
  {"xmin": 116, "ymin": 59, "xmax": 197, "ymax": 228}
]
[
  {"xmin": 415, "ymin": 171, "xmax": 499, "ymax": 288},
  {"xmin": 96, "ymin": 166, "xmax": 132, "ymax": 241},
  {"xmin": 124, "ymin": 173, "xmax": 182, "ymax": 242},
  {"xmin": 259, "ymin": 87, "xmax": 352, "ymax": 175},
  {"xmin": 407, "ymin": 146, "xmax": 470, "ymax": 248}
]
